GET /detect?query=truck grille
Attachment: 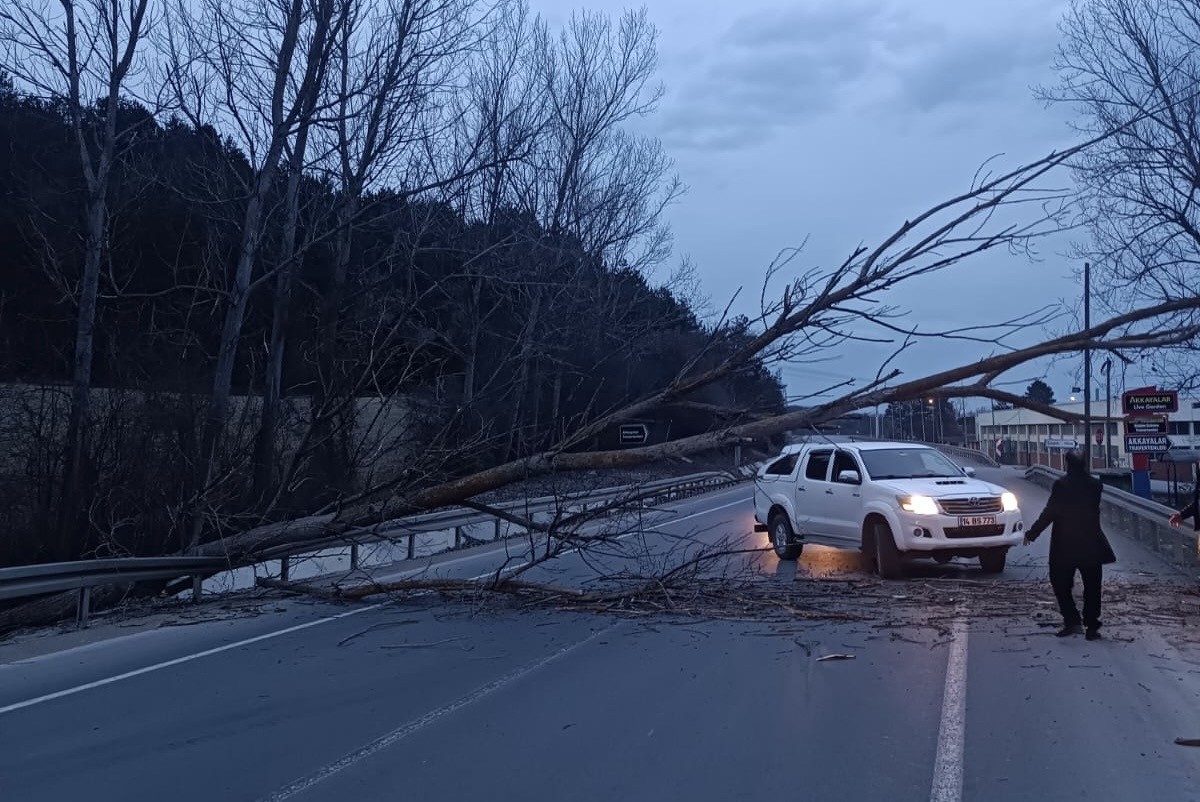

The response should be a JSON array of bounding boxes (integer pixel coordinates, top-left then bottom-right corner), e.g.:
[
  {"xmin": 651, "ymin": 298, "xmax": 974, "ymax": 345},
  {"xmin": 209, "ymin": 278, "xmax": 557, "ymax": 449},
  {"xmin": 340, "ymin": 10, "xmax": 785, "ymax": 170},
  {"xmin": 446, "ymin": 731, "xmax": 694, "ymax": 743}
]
[
  {"xmin": 944, "ymin": 525, "xmax": 1006, "ymax": 538},
  {"xmin": 939, "ymin": 497, "xmax": 1002, "ymax": 515}
]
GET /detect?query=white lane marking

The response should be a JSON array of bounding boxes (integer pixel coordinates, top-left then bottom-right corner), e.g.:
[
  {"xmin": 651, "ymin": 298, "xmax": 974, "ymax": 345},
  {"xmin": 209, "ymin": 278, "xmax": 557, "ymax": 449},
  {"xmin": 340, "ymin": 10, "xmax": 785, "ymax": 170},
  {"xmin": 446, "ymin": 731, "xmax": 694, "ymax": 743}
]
[
  {"xmin": 0, "ymin": 603, "xmax": 384, "ymax": 716},
  {"xmin": 0, "ymin": 492, "xmax": 750, "ymax": 716},
  {"xmin": 260, "ymin": 622, "xmax": 618, "ymax": 801},
  {"xmin": 465, "ymin": 495, "xmax": 753, "ymax": 581},
  {"xmin": 930, "ymin": 617, "xmax": 969, "ymax": 802}
]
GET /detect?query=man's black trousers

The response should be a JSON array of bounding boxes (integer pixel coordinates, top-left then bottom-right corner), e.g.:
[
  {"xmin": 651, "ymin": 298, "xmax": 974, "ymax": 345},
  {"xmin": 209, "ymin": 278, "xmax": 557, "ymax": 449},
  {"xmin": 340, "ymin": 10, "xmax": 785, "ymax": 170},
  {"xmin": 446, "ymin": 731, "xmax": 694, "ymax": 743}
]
[{"xmin": 1049, "ymin": 560, "xmax": 1102, "ymax": 629}]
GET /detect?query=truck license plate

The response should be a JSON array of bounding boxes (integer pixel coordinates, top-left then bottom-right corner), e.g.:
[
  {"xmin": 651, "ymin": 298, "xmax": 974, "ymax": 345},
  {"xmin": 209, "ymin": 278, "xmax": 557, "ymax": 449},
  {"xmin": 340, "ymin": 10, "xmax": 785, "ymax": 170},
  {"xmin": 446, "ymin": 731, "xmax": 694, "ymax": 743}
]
[{"xmin": 958, "ymin": 515, "xmax": 996, "ymax": 527}]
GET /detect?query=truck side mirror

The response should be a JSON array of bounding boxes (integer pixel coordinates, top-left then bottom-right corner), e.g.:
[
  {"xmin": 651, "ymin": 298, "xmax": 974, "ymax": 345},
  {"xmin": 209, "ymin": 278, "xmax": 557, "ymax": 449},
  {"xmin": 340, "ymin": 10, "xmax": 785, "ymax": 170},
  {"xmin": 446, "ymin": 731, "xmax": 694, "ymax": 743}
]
[
  {"xmin": 963, "ymin": 466, "xmax": 976, "ymax": 477},
  {"xmin": 837, "ymin": 469, "xmax": 861, "ymax": 484}
]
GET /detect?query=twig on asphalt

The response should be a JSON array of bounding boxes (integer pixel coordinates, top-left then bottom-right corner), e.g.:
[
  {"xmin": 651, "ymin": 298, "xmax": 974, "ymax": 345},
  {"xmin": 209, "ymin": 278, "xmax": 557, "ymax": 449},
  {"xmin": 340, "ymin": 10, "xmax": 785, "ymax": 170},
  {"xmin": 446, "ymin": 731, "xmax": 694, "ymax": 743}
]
[
  {"xmin": 336, "ymin": 619, "xmax": 420, "ymax": 647},
  {"xmin": 381, "ymin": 637, "xmax": 468, "ymax": 649}
]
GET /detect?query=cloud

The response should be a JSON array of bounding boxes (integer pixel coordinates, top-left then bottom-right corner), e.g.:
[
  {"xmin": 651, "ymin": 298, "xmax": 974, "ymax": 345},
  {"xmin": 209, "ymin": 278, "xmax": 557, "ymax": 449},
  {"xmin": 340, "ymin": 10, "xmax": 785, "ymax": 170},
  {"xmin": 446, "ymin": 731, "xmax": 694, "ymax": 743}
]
[
  {"xmin": 654, "ymin": 0, "xmax": 1064, "ymax": 152},
  {"xmin": 655, "ymin": 1, "xmax": 940, "ymax": 151},
  {"xmin": 894, "ymin": 31, "xmax": 1059, "ymax": 115}
]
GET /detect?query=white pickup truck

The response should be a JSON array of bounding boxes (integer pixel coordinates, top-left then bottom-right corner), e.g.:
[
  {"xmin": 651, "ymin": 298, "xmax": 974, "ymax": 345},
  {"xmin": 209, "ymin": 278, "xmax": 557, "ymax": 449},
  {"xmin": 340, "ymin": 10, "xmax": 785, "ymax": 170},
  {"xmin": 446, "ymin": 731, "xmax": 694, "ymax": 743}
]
[{"xmin": 753, "ymin": 440, "xmax": 1024, "ymax": 577}]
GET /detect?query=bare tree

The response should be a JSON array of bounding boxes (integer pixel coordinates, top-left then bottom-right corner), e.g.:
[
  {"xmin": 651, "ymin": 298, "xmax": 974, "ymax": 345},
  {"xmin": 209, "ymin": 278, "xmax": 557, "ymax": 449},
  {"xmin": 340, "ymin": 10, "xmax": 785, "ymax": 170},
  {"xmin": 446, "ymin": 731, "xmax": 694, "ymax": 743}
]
[
  {"xmin": 251, "ymin": 0, "xmax": 345, "ymax": 500},
  {"xmin": 477, "ymin": 7, "xmax": 682, "ymax": 460},
  {"xmin": 533, "ymin": 8, "xmax": 679, "ymax": 271},
  {"xmin": 450, "ymin": 0, "xmax": 547, "ymax": 415},
  {"xmin": 456, "ymin": 0, "xmax": 547, "ymax": 227},
  {"xmin": 163, "ymin": 0, "xmax": 343, "ymax": 546},
  {"xmin": 301, "ymin": 0, "xmax": 479, "ymax": 494},
  {"xmin": 0, "ymin": 0, "xmax": 155, "ymax": 557},
  {"xmin": 1042, "ymin": 0, "xmax": 1200, "ymax": 386}
]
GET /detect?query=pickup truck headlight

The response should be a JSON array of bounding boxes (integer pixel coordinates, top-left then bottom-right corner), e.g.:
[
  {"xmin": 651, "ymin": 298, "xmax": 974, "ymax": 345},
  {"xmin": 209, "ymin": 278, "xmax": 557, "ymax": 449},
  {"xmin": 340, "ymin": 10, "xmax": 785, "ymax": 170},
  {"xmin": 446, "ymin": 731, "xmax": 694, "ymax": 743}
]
[
  {"xmin": 898, "ymin": 495, "xmax": 939, "ymax": 516},
  {"xmin": 1001, "ymin": 492, "xmax": 1019, "ymax": 512}
]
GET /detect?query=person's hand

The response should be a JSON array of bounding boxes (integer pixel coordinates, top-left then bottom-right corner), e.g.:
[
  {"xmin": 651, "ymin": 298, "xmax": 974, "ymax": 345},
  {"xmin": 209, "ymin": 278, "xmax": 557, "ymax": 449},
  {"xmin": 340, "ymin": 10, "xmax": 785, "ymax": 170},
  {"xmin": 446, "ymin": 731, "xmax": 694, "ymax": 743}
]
[
  {"xmin": 1170, "ymin": 512, "xmax": 1183, "ymax": 528},
  {"xmin": 1023, "ymin": 535, "xmax": 1033, "ymax": 546}
]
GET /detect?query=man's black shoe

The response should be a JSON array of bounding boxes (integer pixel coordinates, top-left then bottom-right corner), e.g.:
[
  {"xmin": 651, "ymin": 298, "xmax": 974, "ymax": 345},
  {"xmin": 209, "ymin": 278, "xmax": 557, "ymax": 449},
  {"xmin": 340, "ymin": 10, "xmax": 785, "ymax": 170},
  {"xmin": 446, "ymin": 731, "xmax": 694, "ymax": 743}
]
[
  {"xmin": 1056, "ymin": 624, "xmax": 1083, "ymax": 637},
  {"xmin": 1085, "ymin": 628, "xmax": 1102, "ymax": 641}
]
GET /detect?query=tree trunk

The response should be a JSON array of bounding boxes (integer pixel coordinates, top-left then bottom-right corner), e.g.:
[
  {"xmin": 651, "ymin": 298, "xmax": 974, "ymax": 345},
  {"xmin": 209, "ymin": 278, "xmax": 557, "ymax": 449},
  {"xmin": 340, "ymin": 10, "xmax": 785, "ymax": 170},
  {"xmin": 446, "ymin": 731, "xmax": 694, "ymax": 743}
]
[
  {"xmin": 57, "ymin": 191, "xmax": 107, "ymax": 559},
  {"xmin": 190, "ymin": 154, "xmax": 282, "ymax": 550},
  {"xmin": 253, "ymin": 133, "xmax": 311, "ymax": 501},
  {"xmin": 462, "ymin": 276, "xmax": 482, "ymax": 405},
  {"xmin": 548, "ymin": 368, "xmax": 563, "ymax": 443},
  {"xmin": 311, "ymin": 192, "xmax": 358, "ymax": 494},
  {"xmin": 188, "ymin": 0, "xmax": 329, "ymax": 548},
  {"xmin": 503, "ymin": 290, "xmax": 542, "ymax": 462}
]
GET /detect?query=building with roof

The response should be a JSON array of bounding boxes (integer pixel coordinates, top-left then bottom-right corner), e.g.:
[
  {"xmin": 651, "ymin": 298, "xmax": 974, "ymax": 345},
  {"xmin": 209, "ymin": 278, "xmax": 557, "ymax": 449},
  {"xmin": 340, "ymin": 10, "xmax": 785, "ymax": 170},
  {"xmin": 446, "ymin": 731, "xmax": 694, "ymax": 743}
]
[{"xmin": 975, "ymin": 397, "xmax": 1200, "ymax": 479}]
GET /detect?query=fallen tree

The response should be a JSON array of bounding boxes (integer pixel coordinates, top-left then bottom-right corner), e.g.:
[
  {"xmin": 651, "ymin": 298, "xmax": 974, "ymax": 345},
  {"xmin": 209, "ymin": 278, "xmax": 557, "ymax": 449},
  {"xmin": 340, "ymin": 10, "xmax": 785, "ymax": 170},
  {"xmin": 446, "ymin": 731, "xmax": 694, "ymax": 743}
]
[
  {"xmin": 185, "ymin": 135, "xmax": 1200, "ymax": 564},
  {"xmin": 7, "ymin": 127, "xmax": 1200, "ymax": 634}
]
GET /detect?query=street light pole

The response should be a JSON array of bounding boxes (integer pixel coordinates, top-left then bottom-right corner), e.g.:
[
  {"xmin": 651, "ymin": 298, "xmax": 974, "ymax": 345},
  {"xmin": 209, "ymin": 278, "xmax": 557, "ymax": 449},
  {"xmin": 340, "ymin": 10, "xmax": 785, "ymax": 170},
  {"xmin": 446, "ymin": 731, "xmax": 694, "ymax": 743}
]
[{"xmin": 1083, "ymin": 261, "xmax": 1092, "ymax": 468}]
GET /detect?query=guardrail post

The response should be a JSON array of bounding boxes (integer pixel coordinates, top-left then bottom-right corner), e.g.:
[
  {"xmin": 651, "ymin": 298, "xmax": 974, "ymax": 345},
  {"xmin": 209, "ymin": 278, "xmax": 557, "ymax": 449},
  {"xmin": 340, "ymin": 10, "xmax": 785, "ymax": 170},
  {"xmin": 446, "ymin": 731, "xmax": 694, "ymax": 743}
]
[
  {"xmin": 350, "ymin": 543, "xmax": 360, "ymax": 571},
  {"xmin": 493, "ymin": 518, "xmax": 501, "ymax": 541},
  {"xmin": 454, "ymin": 526, "xmax": 463, "ymax": 549},
  {"xmin": 280, "ymin": 556, "xmax": 290, "ymax": 583},
  {"xmin": 407, "ymin": 533, "xmax": 415, "ymax": 560},
  {"xmin": 191, "ymin": 575, "xmax": 202, "ymax": 604},
  {"xmin": 76, "ymin": 586, "xmax": 90, "ymax": 629}
]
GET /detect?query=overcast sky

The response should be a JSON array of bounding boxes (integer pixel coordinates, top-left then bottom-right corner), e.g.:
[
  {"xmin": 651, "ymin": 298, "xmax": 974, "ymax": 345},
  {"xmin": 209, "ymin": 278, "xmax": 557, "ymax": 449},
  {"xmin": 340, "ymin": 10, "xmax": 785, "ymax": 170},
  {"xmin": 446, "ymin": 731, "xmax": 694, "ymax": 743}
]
[{"xmin": 529, "ymin": 0, "xmax": 1158, "ymax": 411}]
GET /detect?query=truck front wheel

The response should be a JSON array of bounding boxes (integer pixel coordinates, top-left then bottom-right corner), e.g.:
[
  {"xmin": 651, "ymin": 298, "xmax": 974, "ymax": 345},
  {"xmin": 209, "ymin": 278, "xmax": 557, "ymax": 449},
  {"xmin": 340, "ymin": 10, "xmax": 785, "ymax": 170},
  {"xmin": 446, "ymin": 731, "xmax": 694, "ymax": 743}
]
[
  {"xmin": 874, "ymin": 521, "xmax": 903, "ymax": 579},
  {"xmin": 979, "ymin": 547, "xmax": 1007, "ymax": 574}
]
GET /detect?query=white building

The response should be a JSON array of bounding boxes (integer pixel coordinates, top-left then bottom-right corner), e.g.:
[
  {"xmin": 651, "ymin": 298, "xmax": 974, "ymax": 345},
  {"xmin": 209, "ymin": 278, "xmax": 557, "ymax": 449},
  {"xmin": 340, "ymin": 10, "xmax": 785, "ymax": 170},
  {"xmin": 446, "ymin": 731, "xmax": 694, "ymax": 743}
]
[{"xmin": 975, "ymin": 397, "xmax": 1200, "ymax": 473}]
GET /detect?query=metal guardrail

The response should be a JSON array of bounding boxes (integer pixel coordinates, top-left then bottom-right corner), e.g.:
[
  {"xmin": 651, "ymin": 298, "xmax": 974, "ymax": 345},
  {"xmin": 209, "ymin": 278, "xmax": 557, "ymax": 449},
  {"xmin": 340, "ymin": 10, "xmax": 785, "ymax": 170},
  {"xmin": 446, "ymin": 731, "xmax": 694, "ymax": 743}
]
[
  {"xmin": 1024, "ymin": 465, "xmax": 1197, "ymax": 570},
  {"xmin": 259, "ymin": 470, "xmax": 740, "ymax": 579},
  {"xmin": 929, "ymin": 442, "xmax": 1002, "ymax": 468},
  {"xmin": 795, "ymin": 434, "xmax": 1002, "ymax": 469},
  {"xmin": 0, "ymin": 556, "xmax": 227, "ymax": 627},
  {"xmin": 0, "ymin": 470, "xmax": 744, "ymax": 628}
]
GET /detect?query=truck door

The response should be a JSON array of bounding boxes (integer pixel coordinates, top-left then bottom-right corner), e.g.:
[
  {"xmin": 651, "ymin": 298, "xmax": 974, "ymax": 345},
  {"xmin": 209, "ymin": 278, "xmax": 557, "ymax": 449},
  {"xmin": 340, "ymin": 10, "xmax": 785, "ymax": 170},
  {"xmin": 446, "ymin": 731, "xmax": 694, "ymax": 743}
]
[
  {"xmin": 824, "ymin": 450, "xmax": 865, "ymax": 541},
  {"xmin": 798, "ymin": 449, "xmax": 834, "ymax": 535}
]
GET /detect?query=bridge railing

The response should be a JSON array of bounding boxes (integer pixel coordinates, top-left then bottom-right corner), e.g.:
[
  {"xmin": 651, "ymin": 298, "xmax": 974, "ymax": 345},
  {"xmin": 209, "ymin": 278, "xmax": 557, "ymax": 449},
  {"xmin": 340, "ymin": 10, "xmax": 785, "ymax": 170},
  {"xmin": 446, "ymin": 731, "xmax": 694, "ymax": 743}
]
[
  {"xmin": 926, "ymin": 441, "xmax": 1001, "ymax": 468},
  {"xmin": 801, "ymin": 435, "xmax": 1002, "ymax": 468},
  {"xmin": 1024, "ymin": 465, "xmax": 1197, "ymax": 570},
  {"xmin": 1, "ymin": 470, "xmax": 744, "ymax": 628}
]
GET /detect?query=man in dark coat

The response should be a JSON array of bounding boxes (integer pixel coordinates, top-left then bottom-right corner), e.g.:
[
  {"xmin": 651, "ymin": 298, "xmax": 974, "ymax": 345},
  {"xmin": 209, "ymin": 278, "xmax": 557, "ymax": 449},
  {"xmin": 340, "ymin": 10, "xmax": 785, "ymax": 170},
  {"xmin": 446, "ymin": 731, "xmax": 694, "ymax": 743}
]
[{"xmin": 1024, "ymin": 449, "xmax": 1117, "ymax": 640}]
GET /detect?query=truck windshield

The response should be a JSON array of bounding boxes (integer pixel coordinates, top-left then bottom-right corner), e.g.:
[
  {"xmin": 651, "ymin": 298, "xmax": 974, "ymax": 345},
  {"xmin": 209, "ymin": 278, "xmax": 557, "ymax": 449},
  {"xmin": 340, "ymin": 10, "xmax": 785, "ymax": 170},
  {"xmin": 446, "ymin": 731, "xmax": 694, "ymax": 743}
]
[{"xmin": 858, "ymin": 448, "xmax": 966, "ymax": 479}]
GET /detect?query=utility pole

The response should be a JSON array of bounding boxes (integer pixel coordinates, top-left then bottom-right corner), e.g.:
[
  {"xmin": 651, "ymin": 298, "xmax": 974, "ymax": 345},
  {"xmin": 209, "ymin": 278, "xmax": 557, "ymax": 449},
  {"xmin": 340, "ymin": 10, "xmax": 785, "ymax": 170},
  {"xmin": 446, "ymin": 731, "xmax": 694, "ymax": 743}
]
[
  {"xmin": 1102, "ymin": 357, "xmax": 1112, "ymax": 468},
  {"xmin": 1083, "ymin": 262, "xmax": 1092, "ymax": 468},
  {"xmin": 961, "ymin": 396, "xmax": 968, "ymax": 447}
]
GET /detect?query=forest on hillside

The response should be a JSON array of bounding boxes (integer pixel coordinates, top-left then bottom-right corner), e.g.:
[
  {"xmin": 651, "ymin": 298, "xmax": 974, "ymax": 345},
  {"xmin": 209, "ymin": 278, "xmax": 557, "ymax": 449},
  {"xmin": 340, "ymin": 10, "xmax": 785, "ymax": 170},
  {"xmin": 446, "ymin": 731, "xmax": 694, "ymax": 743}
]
[{"xmin": 0, "ymin": 0, "xmax": 783, "ymax": 566}]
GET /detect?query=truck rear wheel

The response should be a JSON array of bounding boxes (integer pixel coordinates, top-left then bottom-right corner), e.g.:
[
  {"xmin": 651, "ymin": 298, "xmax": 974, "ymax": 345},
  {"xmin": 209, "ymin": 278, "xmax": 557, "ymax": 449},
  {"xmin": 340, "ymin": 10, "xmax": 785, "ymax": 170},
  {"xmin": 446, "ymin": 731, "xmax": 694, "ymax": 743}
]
[{"xmin": 768, "ymin": 511, "xmax": 803, "ymax": 561}]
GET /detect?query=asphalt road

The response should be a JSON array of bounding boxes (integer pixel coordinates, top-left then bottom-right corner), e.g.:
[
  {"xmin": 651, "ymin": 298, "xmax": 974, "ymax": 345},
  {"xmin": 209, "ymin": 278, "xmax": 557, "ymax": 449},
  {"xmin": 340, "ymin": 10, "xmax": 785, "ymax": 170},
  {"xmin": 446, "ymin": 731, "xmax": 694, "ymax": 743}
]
[{"xmin": 4, "ymin": 470, "xmax": 1200, "ymax": 802}]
